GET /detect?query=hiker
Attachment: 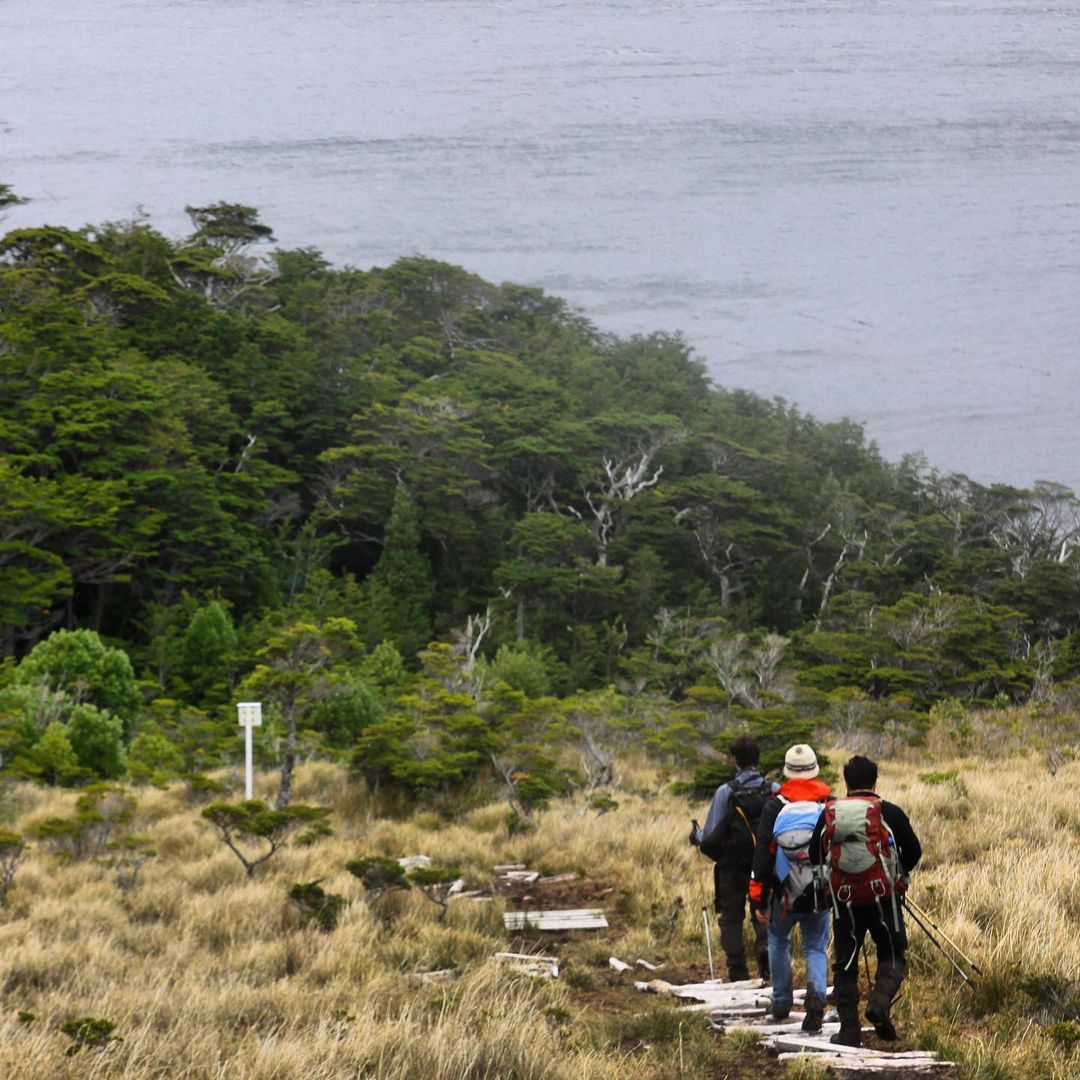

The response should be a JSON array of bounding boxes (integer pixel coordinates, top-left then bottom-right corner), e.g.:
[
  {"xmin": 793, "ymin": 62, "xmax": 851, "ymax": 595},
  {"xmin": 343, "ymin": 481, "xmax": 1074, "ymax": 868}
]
[
  {"xmin": 810, "ymin": 754, "xmax": 922, "ymax": 1048},
  {"xmin": 689, "ymin": 735, "xmax": 777, "ymax": 982},
  {"xmin": 749, "ymin": 744, "xmax": 832, "ymax": 1032}
]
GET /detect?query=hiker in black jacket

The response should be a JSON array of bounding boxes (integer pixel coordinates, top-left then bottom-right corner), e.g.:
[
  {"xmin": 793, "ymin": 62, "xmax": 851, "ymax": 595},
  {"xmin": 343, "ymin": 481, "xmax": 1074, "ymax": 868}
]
[
  {"xmin": 689, "ymin": 736, "xmax": 777, "ymax": 981},
  {"xmin": 810, "ymin": 755, "xmax": 922, "ymax": 1048}
]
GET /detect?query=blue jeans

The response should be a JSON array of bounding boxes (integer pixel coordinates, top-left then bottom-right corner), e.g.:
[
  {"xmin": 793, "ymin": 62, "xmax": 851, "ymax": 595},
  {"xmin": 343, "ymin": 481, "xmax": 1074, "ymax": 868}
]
[{"xmin": 768, "ymin": 903, "xmax": 830, "ymax": 1011}]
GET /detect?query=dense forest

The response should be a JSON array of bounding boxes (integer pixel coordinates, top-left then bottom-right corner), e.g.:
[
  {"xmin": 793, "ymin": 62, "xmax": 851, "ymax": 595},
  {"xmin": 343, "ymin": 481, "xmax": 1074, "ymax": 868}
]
[{"xmin": 3, "ymin": 193, "xmax": 1079, "ymax": 801}]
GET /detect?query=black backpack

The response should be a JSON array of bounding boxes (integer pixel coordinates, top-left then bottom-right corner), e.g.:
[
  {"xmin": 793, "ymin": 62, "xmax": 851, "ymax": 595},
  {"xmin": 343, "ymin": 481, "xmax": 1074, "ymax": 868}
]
[{"xmin": 699, "ymin": 777, "xmax": 773, "ymax": 865}]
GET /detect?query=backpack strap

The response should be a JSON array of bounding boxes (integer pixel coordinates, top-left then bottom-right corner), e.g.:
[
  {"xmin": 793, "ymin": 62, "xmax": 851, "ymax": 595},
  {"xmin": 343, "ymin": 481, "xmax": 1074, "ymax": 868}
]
[{"xmin": 730, "ymin": 777, "xmax": 774, "ymax": 845}]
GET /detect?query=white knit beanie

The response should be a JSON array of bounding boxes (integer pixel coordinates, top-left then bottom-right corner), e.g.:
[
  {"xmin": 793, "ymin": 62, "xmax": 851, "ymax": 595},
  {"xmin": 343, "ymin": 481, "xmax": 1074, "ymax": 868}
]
[{"xmin": 783, "ymin": 743, "xmax": 819, "ymax": 779}]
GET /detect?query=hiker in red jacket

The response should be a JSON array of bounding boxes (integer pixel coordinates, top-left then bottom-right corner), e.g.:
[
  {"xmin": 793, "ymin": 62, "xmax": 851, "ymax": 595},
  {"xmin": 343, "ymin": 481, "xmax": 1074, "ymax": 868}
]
[{"xmin": 749, "ymin": 744, "xmax": 832, "ymax": 1032}]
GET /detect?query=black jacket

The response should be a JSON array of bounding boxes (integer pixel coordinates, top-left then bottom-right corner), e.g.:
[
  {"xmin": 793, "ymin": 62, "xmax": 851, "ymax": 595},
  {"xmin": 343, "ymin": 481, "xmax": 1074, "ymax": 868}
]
[{"xmin": 809, "ymin": 791, "xmax": 922, "ymax": 876}]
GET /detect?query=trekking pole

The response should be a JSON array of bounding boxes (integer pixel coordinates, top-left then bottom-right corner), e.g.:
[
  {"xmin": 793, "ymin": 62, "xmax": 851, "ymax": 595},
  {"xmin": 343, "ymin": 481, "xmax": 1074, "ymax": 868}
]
[
  {"xmin": 702, "ymin": 906, "xmax": 716, "ymax": 981},
  {"xmin": 907, "ymin": 897, "xmax": 983, "ymax": 976},
  {"xmin": 906, "ymin": 904, "xmax": 975, "ymax": 990},
  {"xmin": 691, "ymin": 823, "xmax": 717, "ymax": 981}
]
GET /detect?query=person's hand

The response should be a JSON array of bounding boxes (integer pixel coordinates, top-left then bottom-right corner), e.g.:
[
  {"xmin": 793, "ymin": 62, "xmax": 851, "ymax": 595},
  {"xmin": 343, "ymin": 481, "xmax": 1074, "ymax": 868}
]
[
  {"xmin": 689, "ymin": 819, "xmax": 700, "ymax": 846},
  {"xmin": 895, "ymin": 874, "xmax": 909, "ymax": 895},
  {"xmin": 754, "ymin": 907, "xmax": 769, "ymax": 925}
]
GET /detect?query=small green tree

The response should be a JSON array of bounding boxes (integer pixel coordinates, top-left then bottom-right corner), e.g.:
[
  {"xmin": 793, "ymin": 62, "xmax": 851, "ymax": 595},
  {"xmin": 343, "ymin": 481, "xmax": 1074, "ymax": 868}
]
[
  {"xmin": 65, "ymin": 703, "xmax": 125, "ymax": 779},
  {"xmin": 305, "ymin": 678, "xmax": 382, "ymax": 750},
  {"xmin": 27, "ymin": 721, "xmax": 82, "ymax": 786},
  {"xmin": 482, "ymin": 643, "xmax": 553, "ymax": 698},
  {"xmin": 201, "ymin": 800, "xmax": 332, "ymax": 877},
  {"xmin": 345, "ymin": 855, "xmax": 410, "ymax": 908},
  {"xmin": 351, "ymin": 642, "xmax": 500, "ymax": 797},
  {"xmin": 241, "ymin": 617, "xmax": 361, "ymax": 808},
  {"xmin": 407, "ymin": 865, "xmax": 462, "ymax": 923},
  {"xmin": 125, "ymin": 726, "xmax": 184, "ymax": 786},
  {"xmin": 360, "ymin": 486, "xmax": 434, "ymax": 661},
  {"xmin": 356, "ymin": 640, "xmax": 409, "ymax": 697},
  {"xmin": 174, "ymin": 599, "xmax": 237, "ymax": 706},
  {"xmin": 288, "ymin": 880, "xmax": 349, "ymax": 932}
]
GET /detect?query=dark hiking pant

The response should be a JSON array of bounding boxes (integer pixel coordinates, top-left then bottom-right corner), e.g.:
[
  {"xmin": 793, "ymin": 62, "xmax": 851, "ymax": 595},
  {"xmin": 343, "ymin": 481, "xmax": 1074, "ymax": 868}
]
[
  {"xmin": 715, "ymin": 863, "xmax": 768, "ymax": 979},
  {"xmin": 831, "ymin": 900, "xmax": 908, "ymax": 1031}
]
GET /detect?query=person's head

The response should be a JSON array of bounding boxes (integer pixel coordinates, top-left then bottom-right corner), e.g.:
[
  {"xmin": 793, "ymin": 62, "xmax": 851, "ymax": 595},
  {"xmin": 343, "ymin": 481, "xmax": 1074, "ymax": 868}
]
[
  {"xmin": 729, "ymin": 735, "xmax": 760, "ymax": 770},
  {"xmin": 843, "ymin": 755, "xmax": 878, "ymax": 792},
  {"xmin": 783, "ymin": 743, "xmax": 819, "ymax": 780}
]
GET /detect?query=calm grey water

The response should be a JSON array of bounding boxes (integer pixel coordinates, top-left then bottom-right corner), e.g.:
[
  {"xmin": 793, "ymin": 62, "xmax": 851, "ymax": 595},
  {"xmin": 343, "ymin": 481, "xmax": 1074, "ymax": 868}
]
[{"xmin": 2, "ymin": 0, "xmax": 1079, "ymax": 490}]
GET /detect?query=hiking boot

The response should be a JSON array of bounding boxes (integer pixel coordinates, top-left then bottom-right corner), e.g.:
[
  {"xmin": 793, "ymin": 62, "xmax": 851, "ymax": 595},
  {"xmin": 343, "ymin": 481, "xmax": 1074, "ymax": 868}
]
[
  {"xmin": 769, "ymin": 1001, "xmax": 790, "ymax": 1021},
  {"xmin": 865, "ymin": 1004, "xmax": 898, "ymax": 1041},
  {"xmin": 801, "ymin": 994, "xmax": 825, "ymax": 1033},
  {"xmin": 830, "ymin": 1026, "xmax": 861, "ymax": 1047},
  {"xmin": 866, "ymin": 959, "xmax": 904, "ymax": 1041},
  {"xmin": 727, "ymin": 962, "xmax": 750, "ymax": 982}
]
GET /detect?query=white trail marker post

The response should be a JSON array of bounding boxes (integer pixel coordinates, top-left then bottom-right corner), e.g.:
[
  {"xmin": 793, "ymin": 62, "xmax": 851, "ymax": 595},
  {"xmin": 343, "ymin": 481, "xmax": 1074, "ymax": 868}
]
[{"xmin": 236, "ymin": 702, "xmax": 262, "ymax": 799}]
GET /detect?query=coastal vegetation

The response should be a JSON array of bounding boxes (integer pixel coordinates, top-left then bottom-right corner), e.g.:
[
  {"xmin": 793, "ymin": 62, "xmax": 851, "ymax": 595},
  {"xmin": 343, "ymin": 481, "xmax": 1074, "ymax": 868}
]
[
  {"xmin": 2, "ymin": 199, "xmax": 1080, "ymax": 800},
  {"xmin": 1, "ymin": 196, "xmax": 1079, "ymax": 1075}
]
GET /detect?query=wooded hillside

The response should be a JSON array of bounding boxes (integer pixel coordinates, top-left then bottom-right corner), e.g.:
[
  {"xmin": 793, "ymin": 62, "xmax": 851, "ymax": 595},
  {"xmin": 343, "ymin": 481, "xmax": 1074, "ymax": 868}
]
[{"xmin": 3, "ymin": 198, "xmax": 1079, "ymax": 793}]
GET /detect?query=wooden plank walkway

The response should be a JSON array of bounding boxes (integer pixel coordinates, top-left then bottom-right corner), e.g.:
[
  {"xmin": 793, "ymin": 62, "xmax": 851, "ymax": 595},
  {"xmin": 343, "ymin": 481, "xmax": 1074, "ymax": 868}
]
[{"xmin": 634, "ymin": 977, "xmax": 955, "ymax": 1076}]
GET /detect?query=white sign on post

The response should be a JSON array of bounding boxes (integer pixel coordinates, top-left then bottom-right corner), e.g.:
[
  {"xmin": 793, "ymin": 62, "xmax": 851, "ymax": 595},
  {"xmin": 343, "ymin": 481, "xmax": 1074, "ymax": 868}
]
[{"xmin": 236, "ymin": 701, "xmax": 262, "ymax": 799}]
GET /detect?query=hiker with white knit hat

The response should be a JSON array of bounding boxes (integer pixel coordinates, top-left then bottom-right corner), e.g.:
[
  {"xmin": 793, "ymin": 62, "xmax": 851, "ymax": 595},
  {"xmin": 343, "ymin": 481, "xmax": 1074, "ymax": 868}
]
[{"xmin": 749, "ymin": 744, "xmax": 832, "ymax": 1031}]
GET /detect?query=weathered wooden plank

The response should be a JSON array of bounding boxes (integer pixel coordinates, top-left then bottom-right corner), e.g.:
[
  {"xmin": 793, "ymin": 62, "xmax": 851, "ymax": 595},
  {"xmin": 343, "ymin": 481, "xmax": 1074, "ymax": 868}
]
[
  {"xmin": 503, "ymin": 909, "xmax": 608, "ymax": 930},
  {"xmin": 493, "ymin": 951, "xmax": 559, "ymax": 978},
  {"xmin": 412, "ymin": 968, "xmax": 456, "ymax": 982},
  {"xmin": 446, "ymin": 889, "xmax": 487, "ymax": 901},
  {"xmin": 507, "ymin": 907, "xmax": 605, "ymax": 917},
  {"xmin": 635, "ymin": 959, "xmax": 659, "ymax": 971},
  {"xmin": 711, "ymin": 1019, "xmax": 843, "ymax": 1037},
  {"xmin": 765, "ymin": 1034, "xmax": 940, "ymax": 1058},
  {"xmin": 397, "ymin": 855, "xmax": 431, "ymax": 870},
  {"xmin": 636, "ymin": 977, "xmax": 764, "ymax": 995},
  {"xmin": 609, "ymin": 956, "xmax": 632, "ymax": 972},
  {"xmin": 538, "ymin": 872, "xmax": 579, "ymax": 884},
  {"xmin": 501, "ymin": 870, "xmax": 541, "ymax": 883},
  {"xmin": 689, "ymin": 997, "xmax": 772, "ymax": 1013},
  {"xmin": 493, "ymin": 863, "xmax": 526, "ymax": 872},
  {"xmin": 667, "ymin": 979, "xmax": 764, "ymax": 995},
  {"xmin": 830, "ymin": 1065, "xmax": 955, "ymax": 1077},
  {"xmin": 777, "ymin": 1055, "xmax": 955, "ymax": 1075}
]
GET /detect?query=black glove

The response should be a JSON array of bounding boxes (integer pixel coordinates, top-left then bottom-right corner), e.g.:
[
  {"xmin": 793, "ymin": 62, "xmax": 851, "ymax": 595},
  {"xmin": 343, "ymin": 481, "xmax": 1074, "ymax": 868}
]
[{"xmin": 689, "ymin": 819, "xmax": 700, "ymax": 846}]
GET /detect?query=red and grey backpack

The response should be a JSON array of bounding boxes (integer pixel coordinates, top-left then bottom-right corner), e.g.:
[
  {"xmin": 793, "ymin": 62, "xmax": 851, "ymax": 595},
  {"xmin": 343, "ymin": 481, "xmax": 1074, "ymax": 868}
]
[{"xmin": 821, "ymin": 794, "xmax": 899, "ymax": 916}]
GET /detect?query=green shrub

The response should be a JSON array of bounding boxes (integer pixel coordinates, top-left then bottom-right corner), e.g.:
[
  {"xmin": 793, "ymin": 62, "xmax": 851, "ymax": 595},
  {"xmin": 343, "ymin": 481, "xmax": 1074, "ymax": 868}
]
[
  {"xmin": 126, "ymin": 727, "xmax": 183, "ymax": 786},
  {"xmin": 289, "ymin": 880, "xmax": 349, "ymax": 932},
  {"xmin": 66, "ymin": 703, "xmax": 125, "ymax": 778},
  {"xmin": 60, "ymin": 1016, "xmax": 120, "ymax": 1056}
]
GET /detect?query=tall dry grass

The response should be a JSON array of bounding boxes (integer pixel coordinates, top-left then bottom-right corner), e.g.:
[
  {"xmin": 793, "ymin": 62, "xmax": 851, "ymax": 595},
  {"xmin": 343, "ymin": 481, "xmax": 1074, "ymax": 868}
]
[{"xmin": 0, "ymin": 726, "xmax": 1077, "ymax": 1078}]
